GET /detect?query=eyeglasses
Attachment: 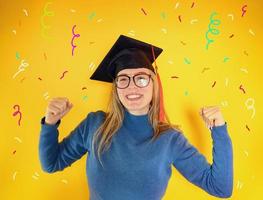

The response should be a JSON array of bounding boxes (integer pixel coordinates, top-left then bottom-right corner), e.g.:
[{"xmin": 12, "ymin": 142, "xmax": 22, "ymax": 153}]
[{"xmin": 115, "ymin": 73, "xmax": 152, "ymax": 89}]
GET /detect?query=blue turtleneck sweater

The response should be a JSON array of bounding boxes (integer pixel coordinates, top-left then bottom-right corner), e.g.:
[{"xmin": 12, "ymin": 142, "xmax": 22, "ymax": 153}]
[{"xmin": 39, "ymin": 110, "xmax": 233, "ymax": 199}]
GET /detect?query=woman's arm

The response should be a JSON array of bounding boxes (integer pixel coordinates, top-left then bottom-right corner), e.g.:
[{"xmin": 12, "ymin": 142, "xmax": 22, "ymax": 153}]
[{"xmin": 172, "ymin": 123, "xmax": 233, "ymax": 198}]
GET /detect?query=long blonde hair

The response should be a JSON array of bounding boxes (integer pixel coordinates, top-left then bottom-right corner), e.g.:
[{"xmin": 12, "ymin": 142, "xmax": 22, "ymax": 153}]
[{"xmin": 91, "ymin": 70, "xmax": 182, "ymax": 168}]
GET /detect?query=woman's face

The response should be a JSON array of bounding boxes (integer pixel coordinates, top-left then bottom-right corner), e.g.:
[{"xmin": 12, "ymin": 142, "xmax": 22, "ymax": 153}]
[{"xmin": 116, "ymin": 68, "xmax": 153, "ymax": 115}]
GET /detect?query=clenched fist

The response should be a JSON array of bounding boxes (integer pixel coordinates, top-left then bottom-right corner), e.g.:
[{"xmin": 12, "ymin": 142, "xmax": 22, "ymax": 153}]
[
  {"xmin": 44, "ymin": 97, "xmax": 73, "ymax": 125},
  {"xmin": 199, "ymin": 106, "xmax": 226, "ymax": 129}
]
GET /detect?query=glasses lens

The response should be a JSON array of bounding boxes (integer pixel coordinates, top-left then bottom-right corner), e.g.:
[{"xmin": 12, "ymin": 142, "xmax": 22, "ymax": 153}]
[
  {"xmin": 116, "ymin": 76, "xmax": 129, "ymax": 88},
  {"xmin": 134, "ymin": 74, "xmax": 150, "ymax": 87}
]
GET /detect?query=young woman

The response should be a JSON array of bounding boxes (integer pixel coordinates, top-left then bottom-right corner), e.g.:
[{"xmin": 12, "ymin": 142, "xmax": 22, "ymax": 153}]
[{"xmin": 39, "ymin": 35, "xmax": 233, "ymax": 200}]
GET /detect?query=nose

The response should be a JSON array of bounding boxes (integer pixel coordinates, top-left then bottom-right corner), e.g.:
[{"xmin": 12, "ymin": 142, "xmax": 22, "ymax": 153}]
[{"xmin": 127, "ymin": 78, "xmax": 137, "ymax": 89}]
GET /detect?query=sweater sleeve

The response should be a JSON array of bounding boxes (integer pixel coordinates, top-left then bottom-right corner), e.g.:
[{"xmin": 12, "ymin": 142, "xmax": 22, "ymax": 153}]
[
  {"xmin": 38, "ymin": 114, "xmax": 91, "ymax": 173},
  {"xmin": 172, "ymin": 122, "xmax": 233, "ymax": 198}
]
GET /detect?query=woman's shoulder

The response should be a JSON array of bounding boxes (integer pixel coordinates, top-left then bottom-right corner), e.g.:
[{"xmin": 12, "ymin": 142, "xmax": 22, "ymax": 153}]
[{"xmin": 86, "ymin": 110, "xmax": 106, "ymax": 122}]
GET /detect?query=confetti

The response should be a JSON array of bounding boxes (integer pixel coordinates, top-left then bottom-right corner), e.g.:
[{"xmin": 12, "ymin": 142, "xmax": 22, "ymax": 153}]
[
  {"xmin": 12, "ymin": 30, "xmax": 17, "ymax": 35},
  {"xmin": 225, "ymin": 78, "xmax": 229, "ymax": 86},
  {"xmin": 236, "ymin": 180, "xmax": 244, "ymax": 190},
  {"xmin": 44, "ymin": 52, "xmax": 47, "ymax": 60},
  {"xmin": 82, "ymin": 95, "xmax": 88, "ymax": 101},
  {"xmin": 241, "ymin": 5, "xmax": 247, "ymax": 17},
  {"xmin": 13, "ymin": 150, "xmax": 17, "ymax": 155},
  {"xmin": 229, "ymin": 34, "xmax": 234, "ymax": 38},
  {"xmin": 171, "ymin": 76, "xmax": 179, "ymax": 79},
  {"xmin": 161, "ymin": 28, "xmax": 167, "ymax": 34},
  {"xmin": 174, "ymin": 2, "xmax": 179, "ymax": 9},
  {"xmin": 223, "ymin": 57, "xmax": 230, "ymax": 62},
  {"xmin": 212, "ymin": 81, "xmax": 216, "ymax": 87},
  {"xmin": 228, "ymin": 14, "xmax": 234, "ymax": 21},
  {"xmin": 240, "ymin": 68, "xmax": 248, "ymax": 73},
  {"xmin": 61, "ymin": 179, "xmax": 68, "ymax": 184},
  {"xmin": 239, "ymin": 84, "xmax": 246, "ymax": 94},
  {"xmin": 60, "ymin": 70, "xmax": 68, "ymax": 79},
  {"xmin": 97, "ymin": 18, "xmax": 103, "ymax": 23},
  {"xmin": 12, "ymin": 104, "xmax": 22, "ymax": 126},
  {"xmin": 191, "ymin": 2, "xmax": 195, "ymax": 8},
  {"xmin": 82, "ymin": 87, "xmax": 87, "ymax": 90},
  {"xmin": 249, "ymin": 29, "xmax": 255, "ymax": 36},
  {"xmin": 190, "ymin": 19, "xmax": 198, "ymax": 24},
  {"xmin": 205, "ymin": 12, "xmax": 221, "ymax": 50},
  {"xmin": 23, "ymin": 9, "xmax": 28, "ymax": 16},
  {"xmin": 40, "ymin": 2, "xmax": 55, "ymax": 39},
  {"xmin": 244, "ymin": 51, "xmax": 248, "ymax": 56},
  {"xmin": 184, "ymin": 58, "xmax": 191, "ymax": 64},
  {"xmin": 38, "ymin": 77, "xmax": 42, "ymax": 81},
  {"xmin": 168, "ymin": 60, "xmax": 174, "ymax": 64},
  {"xmin": 141, "ymin": 8, "xmax": 147, "ymax": 15},
  {"xmin": 13, "ymin": 59, "xmax": 29, "ymax": 79},
  {"xmin": 43, "ymin": 92, "xmax": 49, "ymax": 100},
  {"xmin": 88, "ymin": 12, "xmax": 96, "ymax": 20},
  {"xmin": 20, "ymin": 77, "xmax": 26, "ymax": 83},
  {"xmin": 178, "ymin": 15, "xmax": 182, "ymax": 22},
  {"xmin": 202, "ymin": 67, "xmax": 210, "ymax": 73},
  {"xmin": 161, "ymin": 12, "xmax": 166, "ymax": 19},
  {"xmin": 245, "ymin": 98, "xmax": 255, "ymax": 119},
  {"xmin": 12, "ymin": 171, "xmax": 18, "ymax": 181},
  {"xmin": 184, "ymin": 91, "xmax": 189, "ymax": 96},
  {"xmin": 32, "ymin": 172, "xmax": 40, "ymax": 180},
  {"xmin": 221, "ymin": 101, "xmax": 228, "ymax": 107},
  {"xmin": 71, "ymin": 25, "xmax": 80, "ymax": 56},
  {"xmin": 16, "ymin": 52, "xmax": 20, "ymax": 60},
  {"xmin": 70, "ymin": 9, "xmax": 76, "ymax": 13},
  {"xmin": 14, "ymin": 137, "xmax": 22, "ymax": 143},
  {"xmin": 245, "ymin": 125, "xmax": 250, "ymax": 132},
  {"xmin": 89, "ymin": 62, "xmax": 95, "ymax": 71},
  {"xmin": 180, "ymin": 41, "xmax": 186, "ymax": 45},
  {"xmin": 128, "ymin": 30, "xmax": 135, "ymax": 36},
  {"xmin": 244, "ymin": 150, "xmax": 249, "ymax": 157}
]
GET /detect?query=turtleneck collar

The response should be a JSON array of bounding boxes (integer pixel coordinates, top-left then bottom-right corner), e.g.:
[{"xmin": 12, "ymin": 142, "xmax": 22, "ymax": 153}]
[{"xmin": 122, "ymin": 108, "xmax": 153, "ymax": 133}]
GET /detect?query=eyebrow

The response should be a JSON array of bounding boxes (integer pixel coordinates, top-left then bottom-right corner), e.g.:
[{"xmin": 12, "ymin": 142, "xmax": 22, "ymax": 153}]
[{"xmin": 118, "ymin": 71, "xmax": 149, "ymax": 76}]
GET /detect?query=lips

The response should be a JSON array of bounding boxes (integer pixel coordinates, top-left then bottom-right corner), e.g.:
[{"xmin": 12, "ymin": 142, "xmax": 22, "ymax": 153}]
[{"xmin": 126, "ymin": 94, "xmax": 143, "ymax": 101}]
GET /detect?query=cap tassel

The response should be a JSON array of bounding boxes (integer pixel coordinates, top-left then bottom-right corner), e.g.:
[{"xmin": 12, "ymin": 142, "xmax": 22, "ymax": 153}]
[{"xmin": 151, "ymin": 45, "xmax": 165, "ymax": 122}]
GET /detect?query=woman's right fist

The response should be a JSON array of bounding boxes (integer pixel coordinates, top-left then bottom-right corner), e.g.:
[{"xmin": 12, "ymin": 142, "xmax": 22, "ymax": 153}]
[{"xmin": 44, "ymin": 97, "xmax": 73, "ymax": 125}]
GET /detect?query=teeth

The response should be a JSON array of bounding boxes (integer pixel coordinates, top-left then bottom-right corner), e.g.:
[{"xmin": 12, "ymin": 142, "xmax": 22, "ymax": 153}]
[{"xmin": 127, "ymin": 94, "xmax": 141, "ymax": 99}]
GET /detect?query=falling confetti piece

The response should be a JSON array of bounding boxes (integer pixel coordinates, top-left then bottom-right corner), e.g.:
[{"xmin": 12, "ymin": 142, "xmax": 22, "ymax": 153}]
[
  {"xmin": 223, "ymin": 57, "xmax": 230, "ymax": 62},
  {"xmin": 205, "ymin": 12, "xmax": 221, "ymax": 50},
  {"xmin": 229, "ymin": 34, "xmax": 234, "ymax": 38},
  {"xmin": 240, "ymin": 68, "xmax": 248, "ymax": 73},
  {"xmin": 60, "ymin": 71, "xmax": 68, "ymax": 79},
  {"xmin": 12, "ymin": 30, "xmax": 17, "ymax": 35},
  {"xmin": 97, "ymin": 19, "xmax": 103, "ymax": 23},
  {"xmin": 241, "ymin": 5, "xmax": 247, "ymax": 17},
  {"xmin": 20, "ymin": 77, "xmax": 26, "ymax": 83},
  {"xmin": 178, "ymin": 15, "xmax": 182, "ymax": 22},
  {"xmin": 16, "ymin": 52, "xmax": 20, "ymax": 60},
  {"xmin": 23, "ymin": 9, "xmax": 28, "ymax": 16},
  {"xmin": 82, "ymin": 95, "xmax": 88, "ymax": 101},
  {"xmin": 161, "ymin": 12, "xmax": 166, "ymax": 19},
  {"xmin": 245, "ymin": 125, "xmax": 250, "ymax": 132},
  {"xmin": 61, "ymin": 179, "xmax": 68, "ymax": 184},
  {"xmin": 244, "ymin": 150, "xmax": 249, "ymax": 157},
  {"xmin": 70, "ymin": 9, "xmax": 76, "ymax": 13},
  {"xmin": 12, "ymin": 171, "xmax": 18, "ymax": 181},
  {"xmin": 212, "ymin": 81, "xmax": 216, "ymax": 87},
  {"xmin": 141, "ymin": 8, "xmax": 147, "ymax": 15},
  {"xmin": 245, "ymin": 98, "xmax": 255, "ymax": 119},
  {"xmin": 228, "ymin": 14, "xmax": 234, "ymax": 21},
  {"xmin": 14, "ymin": 137, "xmax": 22, "ymax": 143},
  {"xmin": 174, "ymin": 2, "xmax": 179, "ymax": 9},
  {"xmin": 161, "ymin": 28, "xmax": 167, "ymax": 34},
  {"xmin": 184, "ymin": 58, "xmax": 191, "ymax": 64},
  {"xmin": 43, "ymin": 92, "xmax": 49, "ymax": 100},
  {"xmin": 44, "ymin": 52, "xmax": 47, "ymax": 60},
  {"xmin": 180, "ymin": 41, "xmax": 186, "ymax": 45},
  {"xmin": 71, "ymin": 25, "xmax": 80, "ymax": 56},
  {"xmin": 38, "ymin": 77, "xmax": 42, "ymax": 81},
  {"xmin": 237, "ymin": 180, "xmax": 244, "ymax": 190},
  {"xmin": 202, "ymin": 67, "xmax": 210, "ymax": 73},
  {"xmin": 13, "ymin": 150, "xmax": 17, "ymax": 155},
  {"xmin": 221, "ymin": 101, "xmax": 228, "ymax": 107},
  {"xmin": 12, "ymin": 104, "xmax": 22, "ymax": 126},
  {"xmin": 225, "ymin": 78, "xmax": 229, "ymax": 86},
  {"xmin": 82, "ymin": 87, "xmax": 87, "ymax": 90},
  {"xmin": 184, "ymin": 91, "xmax": 189, "ymax": 96},
  {"xmin": 239, "ymin": 84, "xmax": 246, "ymax": 94},
  {"xmin": 249, "ymin": 29, "xmax": 255, "ymax": 36},
  {"xmin": 88, "ymin": 12, "xmax": 96, "ymax": 20},
  {"xmin": 191, "ymin": 2, "xmax": 195, "ymax": 8},
  {"xmin": 171, "ymin": 76, "xmax": 179, "ymax": 79},
  {"xmin": 40, "ymin": 2, "xmax": 55, "ymax": 39},
  {"xmin": 244, "ymin": 51, "xmax": 248, "ymax": 56},
  {"xmin": 190, "ymin": 19, "xmax": 198, "ymax": 24},
  {"xmin": 89, "ymin": 62, "xmax": 95, "ymax": 71}
]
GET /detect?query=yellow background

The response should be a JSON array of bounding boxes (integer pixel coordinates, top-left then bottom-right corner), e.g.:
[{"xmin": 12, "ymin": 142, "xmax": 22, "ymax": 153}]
[{"xmin": 1, "ymin": 0, "xmax": 262, "ymax": 199}]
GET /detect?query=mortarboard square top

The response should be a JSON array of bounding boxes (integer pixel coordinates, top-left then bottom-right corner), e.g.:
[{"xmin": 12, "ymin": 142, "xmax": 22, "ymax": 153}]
[{"xmin": 90, "ymin": 35, "xmax": 163, "ymax": 83}]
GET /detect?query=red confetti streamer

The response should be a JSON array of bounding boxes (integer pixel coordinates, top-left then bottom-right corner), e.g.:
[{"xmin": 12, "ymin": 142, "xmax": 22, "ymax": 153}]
[
  {"xmin": 44, "ymin": 52, "xmax": 47, "ymax": 60},
  {"xmin": 239, "ymin": 84, "xmax": 246, "ymax": 94},
  {"xmin": 141, "ymin": 8, "xmax": 147, "ymax": 15},
  {"xmin": 60, "ymin": 71, "xmax": 68, "ymax": 79},
  {"xmin": 212, "ymin": 81, "xmax": 216, "ymax": 87},
  {"xmin": 241, "ymin": 5, "xmax": 247, "ymax": 17},
  {"xmin": 246, "ymin": 125, "xmax": 250, "ymax": 132},
  {"xmin": 178, "ymin": 15, "xmax": 182, "ymax": 22},
  {"xmin": 12, "ymin": 105, "xmax": 22, "ymax": 126}
]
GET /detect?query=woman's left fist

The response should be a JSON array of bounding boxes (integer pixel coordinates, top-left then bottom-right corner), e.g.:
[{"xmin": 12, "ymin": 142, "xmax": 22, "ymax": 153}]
[{"xmin": 199, "ymin": 106, "xmax": 226, "ymax": 129}]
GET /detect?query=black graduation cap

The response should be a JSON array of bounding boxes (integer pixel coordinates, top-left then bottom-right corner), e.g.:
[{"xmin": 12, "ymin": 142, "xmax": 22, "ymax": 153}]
[{"xmin": 90, "ymin": 35, "xmax": 163, "ymax": 83}]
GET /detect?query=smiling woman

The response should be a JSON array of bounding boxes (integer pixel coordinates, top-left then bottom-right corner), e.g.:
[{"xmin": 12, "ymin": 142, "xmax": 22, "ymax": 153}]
[{"xmin": 39, "ymin": 34, "xmax": 233, "ymax": 200}]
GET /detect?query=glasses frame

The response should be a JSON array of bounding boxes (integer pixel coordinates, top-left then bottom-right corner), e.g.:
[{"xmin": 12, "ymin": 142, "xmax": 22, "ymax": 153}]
[{"xmin": 115, "ymin": 73, "xmax": 152, "ymax": 89}]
